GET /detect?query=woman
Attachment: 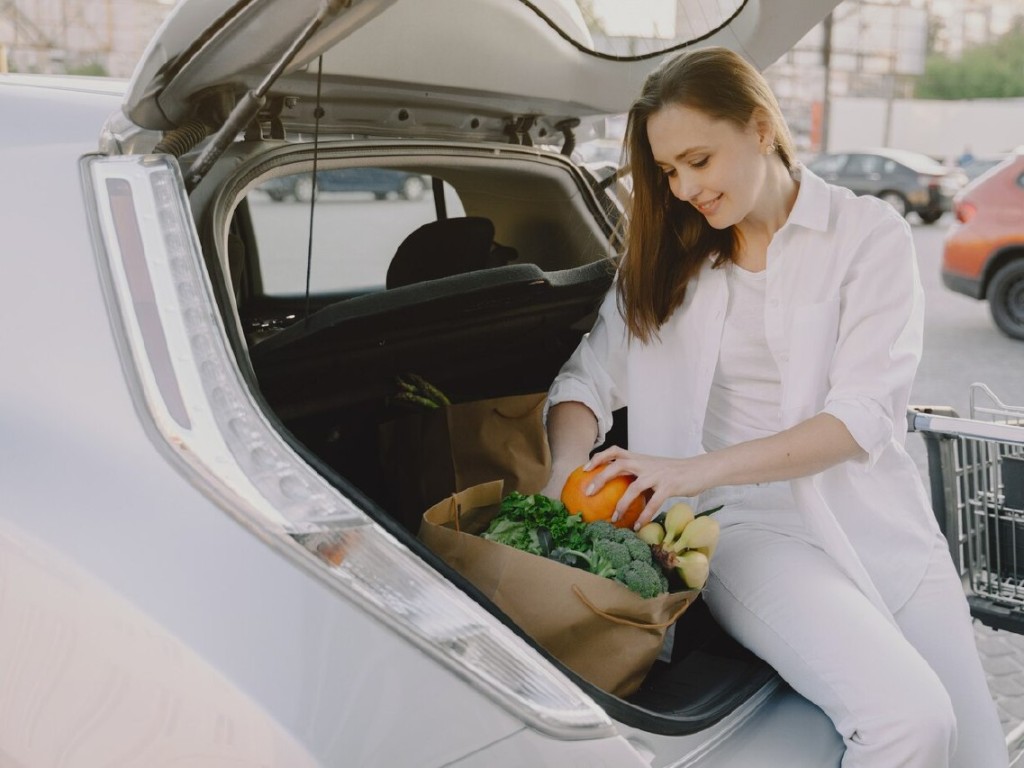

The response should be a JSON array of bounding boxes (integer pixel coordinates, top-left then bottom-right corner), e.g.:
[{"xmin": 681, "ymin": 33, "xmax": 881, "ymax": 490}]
[{"xmin": 541, "ymin": 47, "xmax": 1006, "ymax": 767}]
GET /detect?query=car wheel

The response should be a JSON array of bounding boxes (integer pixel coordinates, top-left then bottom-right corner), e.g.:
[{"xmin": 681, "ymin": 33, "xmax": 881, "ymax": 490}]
[
  {"xmin": 988, "ymin": 260, "xmax": 1024, "ymax": 340},
  {"xmin": 878, "ymin": 191, "xmax": 908, "ymax": 217},
  {"xmin": 918, "ymin": 211, "xmax": 942, "ymax": 225},
  {"xmin": 400, "ymin": 175, "xmax": 427, "ymax": 201},
  {"xmin": 293, "ymin": 176, "xmax": 318, "ymax": 203}
]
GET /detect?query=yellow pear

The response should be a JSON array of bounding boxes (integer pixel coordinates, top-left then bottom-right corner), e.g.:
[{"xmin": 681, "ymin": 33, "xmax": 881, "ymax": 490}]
[
  {"xmin": 675, "ymin": 515, "xmax": 720, "ymax": 552},
  {"xmin": 636, "ymin": 522, "xmax": 665, "ymax": 546},
  {"xmin": 676, "ymin": 550, "xmax": 710, "ymax": 590},
  {"xmin": 663, "ymin": 502, "xmax": 695, "ymax": 545}
]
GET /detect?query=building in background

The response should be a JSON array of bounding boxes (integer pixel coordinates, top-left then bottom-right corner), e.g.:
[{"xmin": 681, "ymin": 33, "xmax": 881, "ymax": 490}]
[
  {"xmin": 0, "ymin": 0, "xmax": 173, "ymax": 77},
  {"xmin": 764, "ymin": 0, "xmax": 1023, "ymax": 155},
  {"xmin": 765, "ymin": 1, "xmax": 929, "ymax": 154},
  {"xmin": 928, "ymin": 0, "xmax": 1021, "ymax": 57},
  {"xmin": 585, "ymin": 0, "xmax": 1020, "ymax": 157}
]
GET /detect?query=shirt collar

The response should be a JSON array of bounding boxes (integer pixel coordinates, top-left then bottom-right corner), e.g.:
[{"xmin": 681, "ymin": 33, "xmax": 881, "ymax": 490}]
[{"xmin": 785, "ymin": 163, "xmax": 831, "ymax": 232}]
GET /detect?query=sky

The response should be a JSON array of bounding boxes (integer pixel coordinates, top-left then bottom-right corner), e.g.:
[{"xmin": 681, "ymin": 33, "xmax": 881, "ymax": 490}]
[{"xmin": 588, "ymin": 0, "xmax": 676, "ymax": 37}]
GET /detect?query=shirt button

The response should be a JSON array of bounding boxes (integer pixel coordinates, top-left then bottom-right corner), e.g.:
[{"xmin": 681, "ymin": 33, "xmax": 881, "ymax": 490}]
[{"xmin": 779, "ymin": 352, "xmax": 790, "ymax": 362}]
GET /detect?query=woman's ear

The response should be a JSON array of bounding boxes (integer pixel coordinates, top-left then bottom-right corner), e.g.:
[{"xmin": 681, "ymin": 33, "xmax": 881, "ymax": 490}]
[{"xmin": 749, "ymin": 108, "xmax": 775, "ymax": 152}]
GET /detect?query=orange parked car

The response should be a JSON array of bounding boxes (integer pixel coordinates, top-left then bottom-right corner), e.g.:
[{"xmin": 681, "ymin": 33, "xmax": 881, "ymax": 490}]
[{"xmin": 942, "ymin": 150, "xmax": 1024, "ymax": 340}]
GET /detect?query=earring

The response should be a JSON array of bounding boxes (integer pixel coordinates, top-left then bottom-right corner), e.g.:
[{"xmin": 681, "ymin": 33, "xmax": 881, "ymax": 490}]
[{"xmin": 765, "ymin": 143, "xmax": 777, "ymax": 155}]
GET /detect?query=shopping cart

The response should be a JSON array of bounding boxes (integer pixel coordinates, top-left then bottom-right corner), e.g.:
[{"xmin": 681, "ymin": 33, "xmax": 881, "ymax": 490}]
[{"xmin": 910, "ymin": 384, "xmax": 1024, "ymax": 633}]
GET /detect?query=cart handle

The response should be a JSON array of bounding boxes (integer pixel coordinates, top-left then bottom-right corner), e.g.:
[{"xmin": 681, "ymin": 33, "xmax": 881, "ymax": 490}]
[{"xmin": 908, "ymin": 408, "xmax": 1024, "ymax": 445}]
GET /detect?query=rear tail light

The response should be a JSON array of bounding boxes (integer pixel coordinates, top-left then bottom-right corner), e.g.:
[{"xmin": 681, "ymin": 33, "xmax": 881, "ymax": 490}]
[
  {"xmin": 81, "ymin": 154, "xmax": 613, "ymax": 740},
  {"xmin": 955, "ymin": 200, "xmax": 977, "ymax": 223}
]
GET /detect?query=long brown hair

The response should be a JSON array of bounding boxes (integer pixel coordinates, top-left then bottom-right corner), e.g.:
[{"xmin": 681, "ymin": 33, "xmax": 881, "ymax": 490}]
[{"xmin": 618, "ymin": 46, "xmax": 795, "ymax": 343}]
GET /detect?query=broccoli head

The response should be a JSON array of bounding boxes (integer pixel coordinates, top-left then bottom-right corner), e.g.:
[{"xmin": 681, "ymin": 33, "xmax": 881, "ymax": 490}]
[
  {"xmin": 610, "ymin": 527, "xmax": 639, "ymax": 544},
  {"xmin": 616, "ymin": 560, "xmax": 668, "ymax": 599},
  {"xmin": 542, "ymin": 518, "xmax": 674, "ymax": 598},
  {"xmin": 622, "ymin": 535, "xmax": 654, "ymax": 565},
  {"xmin": 585, "ymin": 520, "xmax": 618, "ymax": 542},
  {"xmin": 591, "ymin": 539, "xmax": 632, "ymax": 577}
]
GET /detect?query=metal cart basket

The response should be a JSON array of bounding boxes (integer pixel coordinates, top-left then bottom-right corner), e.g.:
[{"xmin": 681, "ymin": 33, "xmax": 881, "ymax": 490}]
[{"xmin": 910, "ymin": 384, "xmax": 1024, "ymax": 633}]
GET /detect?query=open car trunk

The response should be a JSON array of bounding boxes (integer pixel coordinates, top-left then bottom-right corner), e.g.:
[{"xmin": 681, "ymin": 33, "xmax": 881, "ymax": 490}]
[{"xmin": 194, "ymin": 138, "xmax": 779, "ymax": 734}]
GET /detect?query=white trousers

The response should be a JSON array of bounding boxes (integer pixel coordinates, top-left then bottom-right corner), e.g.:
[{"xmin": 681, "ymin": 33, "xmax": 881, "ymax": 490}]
[{"xmin": 699, "ymin": 485, "xmax": 1008, "ymax": 768}]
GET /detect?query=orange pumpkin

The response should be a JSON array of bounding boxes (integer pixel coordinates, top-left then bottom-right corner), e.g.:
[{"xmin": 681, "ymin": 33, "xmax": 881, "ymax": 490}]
[{"xmin": 560, "ymin": 465, "xmax": 648, "ymax": 529}]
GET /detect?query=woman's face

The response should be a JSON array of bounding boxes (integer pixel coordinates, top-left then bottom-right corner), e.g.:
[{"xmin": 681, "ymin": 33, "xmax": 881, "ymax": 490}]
[{"xmin": 646, "ymin": 103, "xmax": 769, "ymax": 230}]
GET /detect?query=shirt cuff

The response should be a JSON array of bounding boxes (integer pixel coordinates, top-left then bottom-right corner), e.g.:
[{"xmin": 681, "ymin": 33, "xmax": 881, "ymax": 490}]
[
  {"xmin": 822, "ymin": 397, "xmax": 892, "ymax": 468},
  {"xmin": 544, "ymin": 377, "xmax": 613, "ymax": 448}
]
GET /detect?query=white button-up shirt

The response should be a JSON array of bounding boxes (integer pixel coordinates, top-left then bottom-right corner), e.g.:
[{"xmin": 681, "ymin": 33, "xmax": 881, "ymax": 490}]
[{"xmin": 547, "ymin": 166, "xmax": 940, "ymax": 615}]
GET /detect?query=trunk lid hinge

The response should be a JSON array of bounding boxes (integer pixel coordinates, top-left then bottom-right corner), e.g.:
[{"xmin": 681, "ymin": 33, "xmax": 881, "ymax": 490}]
[
  {"xmin": 504, "ymin": 115, "xmax": 536, "ymax": 147},
  {"xmin": 178, "ymin": 0, "xmax": 353, "ymax": 191}
]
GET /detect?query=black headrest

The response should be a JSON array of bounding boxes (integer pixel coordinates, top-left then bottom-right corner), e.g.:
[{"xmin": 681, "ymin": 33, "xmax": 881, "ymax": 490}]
[{"xmin": 386, "ymin": 217, "xmax": 515, "ymax": 289}]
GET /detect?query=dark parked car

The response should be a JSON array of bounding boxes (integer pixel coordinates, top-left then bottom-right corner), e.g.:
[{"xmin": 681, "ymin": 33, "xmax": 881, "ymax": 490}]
[
  {"xmin": 942, "ymin": 149, "xmax": 1024, "ymax": 340},
  {"xmin": 807, "ymin": 148, "xmax": 966, "ymax": 224},
  {"xmin": 261, "ymin": 167, "xmax": 428, "ymax": 202}
]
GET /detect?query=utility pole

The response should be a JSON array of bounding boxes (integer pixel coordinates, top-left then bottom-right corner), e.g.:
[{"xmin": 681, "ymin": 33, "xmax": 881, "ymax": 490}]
[
  {"xmin": 820, "ymin": 11, "xmax": 833, "ymax": 153},
  {"xmin": 882, "ymin": 4, "xmax": 904, "ymax": 148}
]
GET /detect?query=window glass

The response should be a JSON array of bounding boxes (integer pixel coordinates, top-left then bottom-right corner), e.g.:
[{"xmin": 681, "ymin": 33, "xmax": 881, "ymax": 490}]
[
  {"xmin": 247, "ymin": 169, "xmax": 465, "ymax": 295},
  {"xmin": 528, "ymin": 0, "xmax": 746, "ymax": 59},
  {"xmin": 844, "ymin": 154, "xmax": 881, "ymax": 176},
  {"xmin": 809, "ymin": 154, "xmax": 847, "ymax": 174}
]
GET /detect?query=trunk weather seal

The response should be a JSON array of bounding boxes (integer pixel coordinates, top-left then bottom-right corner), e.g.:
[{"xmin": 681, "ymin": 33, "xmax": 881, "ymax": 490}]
[{"xmin": 516, "ymin": 0, "xmax": 748, "ymax": 62}]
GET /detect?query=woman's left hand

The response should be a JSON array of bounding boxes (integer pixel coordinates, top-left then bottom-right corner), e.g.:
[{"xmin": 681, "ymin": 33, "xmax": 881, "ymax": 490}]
[{"xmin": 584, "ymin": 446, "xmax": 714, "ymax": 530}]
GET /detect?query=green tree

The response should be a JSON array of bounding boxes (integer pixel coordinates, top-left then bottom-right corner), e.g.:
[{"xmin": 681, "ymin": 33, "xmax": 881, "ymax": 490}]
[
  {"xmin": 66, "ymin": 61, "xmax": 108, "ymax": 77},
  {"xmin": 916, "ymin": 20, "xmax": 1024, "ymax": 99}
]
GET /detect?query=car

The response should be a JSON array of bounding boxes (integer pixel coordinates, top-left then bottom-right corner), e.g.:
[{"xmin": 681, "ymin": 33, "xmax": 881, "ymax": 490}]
[
  {"xmin": 807, "ymin": 148, "xmax": 966, "ymax": 223},
  {"xmin": 2, "ymin": 0, "xmax": 929, "ymax": 765},
  {"xmin": 942, "ymin": 149, "xmax": 1024, "ymax": 340},
  {"xmin": 260, "ymin": 167, "xmax": 429, "ymax": 201}
]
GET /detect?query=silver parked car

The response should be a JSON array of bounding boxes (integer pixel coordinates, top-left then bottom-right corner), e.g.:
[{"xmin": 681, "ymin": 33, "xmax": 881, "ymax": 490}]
[
  {"xmin": 2, "ymin": 0, "xmax": 894, "ymax": 765},
  {"xmin": 807, "ymin": 148, "xmax": 966, "ymax": 224}
]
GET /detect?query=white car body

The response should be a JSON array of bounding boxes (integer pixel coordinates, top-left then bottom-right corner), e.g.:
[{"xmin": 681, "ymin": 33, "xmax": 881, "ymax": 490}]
[{"xmin": 1, "ymin": 1, "xmax": 852, "ymax": 765}]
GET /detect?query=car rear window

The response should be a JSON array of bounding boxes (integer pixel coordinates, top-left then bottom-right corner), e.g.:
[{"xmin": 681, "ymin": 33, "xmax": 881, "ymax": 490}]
[{"xmin": 247, "ymin": 170, "xmax": 464, "ymax": 295}]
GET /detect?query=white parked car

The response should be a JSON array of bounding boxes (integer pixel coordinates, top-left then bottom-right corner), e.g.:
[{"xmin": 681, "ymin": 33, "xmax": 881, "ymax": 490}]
[{"xmin": 2, "ymin": 1, "xmax": 869, "ymax": 765}]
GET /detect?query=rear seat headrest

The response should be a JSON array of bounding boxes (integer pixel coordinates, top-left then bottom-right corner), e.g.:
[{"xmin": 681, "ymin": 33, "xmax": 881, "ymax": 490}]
[{"xmin": 386, "ymin": 216, "xmax": 516, "ymax": 289}]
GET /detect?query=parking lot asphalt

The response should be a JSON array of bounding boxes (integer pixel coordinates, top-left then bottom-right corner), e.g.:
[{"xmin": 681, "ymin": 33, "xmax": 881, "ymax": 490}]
[{"xmin": 976, "ymin": 624, "xmax": 1024, "ymax": 760}]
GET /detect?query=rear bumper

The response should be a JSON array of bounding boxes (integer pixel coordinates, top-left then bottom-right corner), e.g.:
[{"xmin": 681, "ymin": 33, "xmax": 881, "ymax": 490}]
[{"xmin": 942, "ymin": 270, "xmax": 984, "ymax": 299}]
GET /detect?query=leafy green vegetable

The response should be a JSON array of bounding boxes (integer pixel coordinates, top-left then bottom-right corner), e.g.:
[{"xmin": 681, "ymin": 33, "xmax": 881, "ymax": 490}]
[
  {"xmin": 479, "ymin": 516, "xmax": 547, "ymax": 555},
  {"xmin": 481, "ymin": 492, "xmax": 672, "ymax": 598},
  {"xmin": 481, "ymin": 492, "xmax": 588, "ymax": 553}
]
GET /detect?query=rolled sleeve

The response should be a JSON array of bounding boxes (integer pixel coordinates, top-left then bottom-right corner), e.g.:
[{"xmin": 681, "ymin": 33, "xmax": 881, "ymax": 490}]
[
  {"xmin": 822, "ymin": 397, "xmax": 892, "ymax": 467},
  {"xmin": 823, "ymin": 205, "xmax": 924, "ymax": 468},
  {"xmin": 545, "ymin": 377, "xmax": 615, "ymax": 446}
]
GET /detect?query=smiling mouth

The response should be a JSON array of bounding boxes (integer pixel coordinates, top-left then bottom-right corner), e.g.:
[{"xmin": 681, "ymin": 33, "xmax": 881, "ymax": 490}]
[{"xmin": 693, "ymin": 194, "xmax": 722, "ymax": 214}]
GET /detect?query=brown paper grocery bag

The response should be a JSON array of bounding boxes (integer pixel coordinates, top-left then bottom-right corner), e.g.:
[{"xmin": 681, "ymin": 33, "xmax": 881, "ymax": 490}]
[
  {"xmin": 380, "ymin": 393, "xmax": 551, "ymax": 531},
  {"xmin": 419, "ymin": 481, "xmax": 697, "ymax": 697}
]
